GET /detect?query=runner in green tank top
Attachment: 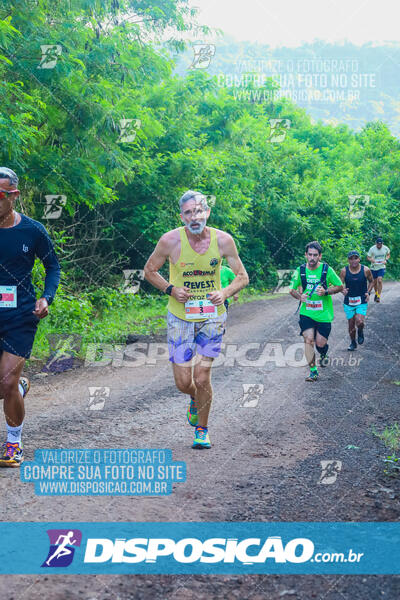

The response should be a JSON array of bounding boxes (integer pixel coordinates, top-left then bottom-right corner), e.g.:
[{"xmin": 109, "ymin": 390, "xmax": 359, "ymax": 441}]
[
  {"xmin": 289, "ymin": 241, "xmax": 343, "ymax": 382},
  {"xmin": 144, "ymin": 191, "xmax": 249, "ymax": 449}
]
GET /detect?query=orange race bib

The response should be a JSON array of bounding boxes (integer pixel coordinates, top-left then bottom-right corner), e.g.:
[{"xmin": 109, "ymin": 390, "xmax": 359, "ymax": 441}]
[{"xmin": 185, "ymin": 299, "xmax": 218, "ymax": 319}]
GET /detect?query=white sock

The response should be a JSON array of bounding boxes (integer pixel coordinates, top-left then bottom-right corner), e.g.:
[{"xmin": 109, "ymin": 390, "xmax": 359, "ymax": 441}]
[{"xmin": 6, "ymin": 423, "xmax": 23, "ymax": 444}]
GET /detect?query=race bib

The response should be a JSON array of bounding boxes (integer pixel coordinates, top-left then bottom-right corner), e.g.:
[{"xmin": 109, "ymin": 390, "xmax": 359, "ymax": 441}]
[
  {"xmin": 348, "ymin": 296, "xmax": 361, "ymax": 306},
  {"xmin": 374, "ymin": 259, "xmax": 384, "ymax": 264},
  {"xmin": 306, "ymin": 299, "xmax": 323, "ymax": 311},
  {"xmin": 0, "ymin": 285, "xmax": 17, "ymax": 308},
  {"xmin": 185, "ymin": 298, "xmax": 218, "ymax": 319}
]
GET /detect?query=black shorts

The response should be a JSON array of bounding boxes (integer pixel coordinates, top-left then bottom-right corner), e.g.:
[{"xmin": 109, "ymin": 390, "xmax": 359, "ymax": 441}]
[
  {"xmin": 299, "ymin": 315, "xmax": 331, "ymax": 339},
  {"xmin": 0, "ymin": 315, "xmax": 39, "ymax": 358}
]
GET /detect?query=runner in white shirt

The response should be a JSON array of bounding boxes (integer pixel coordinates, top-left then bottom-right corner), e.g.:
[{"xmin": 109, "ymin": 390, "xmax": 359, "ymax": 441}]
[{"xmin": 367, "ymin": 237, "xmax": 390, "ymax": 303}]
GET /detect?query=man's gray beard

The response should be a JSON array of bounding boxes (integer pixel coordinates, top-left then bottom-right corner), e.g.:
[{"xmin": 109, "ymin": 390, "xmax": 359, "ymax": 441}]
[{"xmin": 187, "ymin": 220, "xmax": 206, "ymax": 235}]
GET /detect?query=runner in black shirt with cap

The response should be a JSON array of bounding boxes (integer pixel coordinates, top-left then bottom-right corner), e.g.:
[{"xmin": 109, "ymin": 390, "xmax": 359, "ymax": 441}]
[
  {"xmin": 0, "ymin": 167, "xmax": 60, "ymax": 467},
  {"xmin": 339, "ymin": 251, "xmax": 374, "ymax": 351}
]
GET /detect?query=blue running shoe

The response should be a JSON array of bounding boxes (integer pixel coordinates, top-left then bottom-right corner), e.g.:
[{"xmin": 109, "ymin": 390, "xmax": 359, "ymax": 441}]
[
  {"xmin": 305, "ymin": 369, "xmax": 319, "ymax": 382},
  {"xmin": 192, "ymin": 426, "xmax": 211, "ymax": 449}
]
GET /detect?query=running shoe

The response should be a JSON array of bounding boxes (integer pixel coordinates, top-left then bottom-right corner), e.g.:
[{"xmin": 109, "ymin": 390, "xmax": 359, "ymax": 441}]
[
  {"xmin": 0, "ymin": 441, "xmax": 24, "ymax": 467},
  {"xmin": 187, "ymin": 396, "xmax": 198, "ymax": 427},
  {"xmin": 348, "ymin": 340, "xmax": 357, "ymax": 351},
  {"xmin": 305, "ymin": 369, "xmax": 319, "ymax": 382},
  {"xmin": 19, "ymin": 376, "xmax": 30, "ymax": 398},
  {"xmin": 319, "ymin": 352, "xmax": 329, "ymax": 368},
  {"xmin": 357, "ymin": 330, "xmax": 364, "ymax": 345},
  {"xmin": 192, "ymin": 426, "xmax": 211, "ymax": 449},
  {"xmin": 374, "ymin": 294, "xmax": 380, "ymax": 303},
  {"xmin": 317, "ymin": 344, "xmax": 329, "ymax": 368}
]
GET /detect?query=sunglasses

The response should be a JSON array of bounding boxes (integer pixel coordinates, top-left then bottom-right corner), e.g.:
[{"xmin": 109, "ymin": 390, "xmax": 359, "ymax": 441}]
[{"xmin": 0, "ymin": 189, "xmax": 19, "ymax": 199}]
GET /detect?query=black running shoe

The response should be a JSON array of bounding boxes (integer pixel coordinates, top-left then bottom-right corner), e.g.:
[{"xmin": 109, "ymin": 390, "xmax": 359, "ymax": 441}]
[
  {"xmin": 348, "ymin": 340, "xmax": 357, "ymax": 351},
  {"xmin": 357, "ymin": 330, "xmax": 364, "ymax": 345},
  {"xmin": 319, "ymin": 355, "xmax": 329, "ymax": 367},
  {"xmin": 318, "ymin": 344, "xmax": 329, "ymax": 367},
  {"xmin": 319, "ymin": 347, "xmax": 329, "ymax": 367},
  {"xmin": 374, "ymin": 294, "xmax": 378, "ymax": 302}
]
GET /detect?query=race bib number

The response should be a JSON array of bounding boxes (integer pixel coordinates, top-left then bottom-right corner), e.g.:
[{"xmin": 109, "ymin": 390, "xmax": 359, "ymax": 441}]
[
  {"xmin": 185, "ymin": 298, "xmax": 218, "ymax": 319},
  {"xmin": 0, "ymin": 285, "xmax": 17, "ymax": 308},
  {"xmin": 306, "ymin": 299, "xmax": 323, "ymax": 311},
  {"xmin": 375, "ymin": 259, "xmax": 384, "ymax": 264},
  {"xmin": 348, "ymin": 296, "xmax": 361, "ymax": 306}
]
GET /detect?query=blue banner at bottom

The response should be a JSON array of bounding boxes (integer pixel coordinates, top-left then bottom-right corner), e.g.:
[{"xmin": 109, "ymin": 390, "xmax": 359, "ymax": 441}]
[{"xmin": 0, "ymin": 522, "xmax": 399, "ymax": 574}]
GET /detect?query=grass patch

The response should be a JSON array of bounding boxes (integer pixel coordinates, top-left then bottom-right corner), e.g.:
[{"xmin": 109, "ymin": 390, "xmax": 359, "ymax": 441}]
[
  {"xmin": 372, "ymin": 423, "xmax": 400, "ymax": 476},
  {"xmin": 373, "ymin": 423, "xmax": 400, "ymax": 453},
  {"xmin": 29, "ymin": 291, "xmax": 168, "ymax": 365}
]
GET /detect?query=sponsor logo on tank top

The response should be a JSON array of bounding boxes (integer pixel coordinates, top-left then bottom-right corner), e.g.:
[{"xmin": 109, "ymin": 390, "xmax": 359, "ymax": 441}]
[
  {"xmin": 182, "ymin": 269, "xmax": 216, "ymax": 277},
  {"xmin": 183, "ymin": 280, "xmax": 216, "ymax": 289},
  {"xmin": 209, "ymin": 257, "xmax": 218, "ymax": 266}
]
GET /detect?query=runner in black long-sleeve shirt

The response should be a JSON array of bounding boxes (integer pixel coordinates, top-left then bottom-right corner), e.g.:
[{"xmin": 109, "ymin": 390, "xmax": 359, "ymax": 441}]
[{"xmin": 0, "ymin": 167, "xmax": 60, "ymax": 467}]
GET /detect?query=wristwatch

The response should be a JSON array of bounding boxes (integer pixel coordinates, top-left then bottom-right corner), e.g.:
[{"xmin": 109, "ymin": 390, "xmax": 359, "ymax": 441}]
[{"xmin": 165, "ymin": 284, "xmax": 174, "ymax": 296}]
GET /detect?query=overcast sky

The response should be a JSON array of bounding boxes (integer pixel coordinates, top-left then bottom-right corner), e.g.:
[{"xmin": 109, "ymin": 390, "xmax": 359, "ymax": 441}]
[{"xmin": 189, "ymin": 0, "xmax": 400, "ymax": 47}]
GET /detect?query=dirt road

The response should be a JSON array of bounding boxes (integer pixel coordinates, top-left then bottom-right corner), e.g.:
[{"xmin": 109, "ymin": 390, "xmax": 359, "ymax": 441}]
[{"xmin": 2, "ymin": 283, "xmax": 400, "ymax": 598}]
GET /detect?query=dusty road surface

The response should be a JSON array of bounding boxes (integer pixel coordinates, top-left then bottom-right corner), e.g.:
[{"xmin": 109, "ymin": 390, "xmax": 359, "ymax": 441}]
[{"xmin": 1, "ymin": 282, "xmax": 400, "ymax": 599}]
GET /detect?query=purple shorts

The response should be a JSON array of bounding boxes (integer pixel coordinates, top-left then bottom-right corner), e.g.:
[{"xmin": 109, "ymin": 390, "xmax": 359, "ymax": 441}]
[{"xmin": 167, "ymin": 311, "xmax": 227, "ymax": 364}]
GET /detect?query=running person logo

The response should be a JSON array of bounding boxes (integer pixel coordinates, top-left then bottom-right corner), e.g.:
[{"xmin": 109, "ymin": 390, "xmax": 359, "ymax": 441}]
[
  {"xmin": 43, "ymin": 334, "xmax": 82, "ymax": 373},
  {"xmin": 268, "ymin": 119, "xmax": 291, "ymax": 143},
  {"xmin": 43, "ymin": 195, "xmax": 67, "ymax": 219},
  {"xmin": 190, "ymin": 44, "xmax": 216, "ymax": 69},
  {"xmin": 348, "ymin": 195, "xmax": 370, "ymax": 219},
  {"xmin": 37, "ymin": 45, "xmax": 62, "ymax": 69},
  {"xmin": 241, "ymin": 384, "xmax": 264, "ymax": 407},
  {"xmin": 87, "ymin": 386, "xmax": 110, "ymax": 410},
  {"xmin": 318, "ymin": 460, "xmax": 342, "ymax": 485},
  {"xmin": 274, "ymin": 269, "xmax": 295, "ymax": 293},
  {"xmin": 117, "ymin": 119, "xmax": 141, "ymax": 143},
  {"xmin": 42, "ymin": 529, "xmax": 82, "ymax": 567},
  {"xmin": 122, "ymin": 269, "xmax": 144, "ymax": 294}
]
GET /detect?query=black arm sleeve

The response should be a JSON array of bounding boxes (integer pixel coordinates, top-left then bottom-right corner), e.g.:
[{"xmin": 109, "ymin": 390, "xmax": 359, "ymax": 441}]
[{"xmin": 35, "ymin": 225, "xmax": 61, "ymax": 305}]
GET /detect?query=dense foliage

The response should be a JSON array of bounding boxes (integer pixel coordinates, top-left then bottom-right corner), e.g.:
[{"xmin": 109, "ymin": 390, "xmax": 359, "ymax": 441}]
[{"xmin": 1, "ymin": 0, "xmax": 399, "ymax": 310}]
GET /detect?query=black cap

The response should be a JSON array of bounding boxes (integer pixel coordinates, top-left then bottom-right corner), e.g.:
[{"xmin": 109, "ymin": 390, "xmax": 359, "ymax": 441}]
[
  {"xmin": 347, "ymin": 250, "xmax": 360, "ymax": 258},
  {"xmin": 376, "ymin": 237, "xmax": 383, "ymax": 243}
]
